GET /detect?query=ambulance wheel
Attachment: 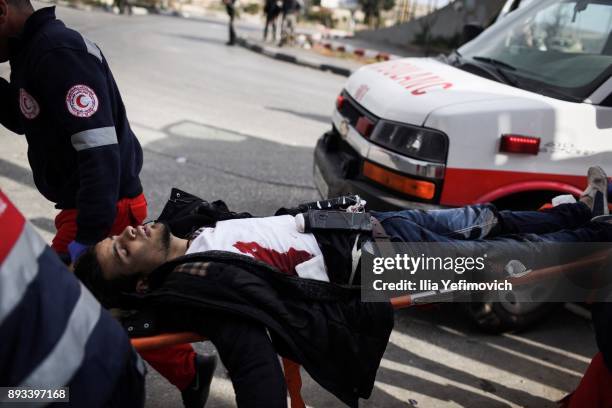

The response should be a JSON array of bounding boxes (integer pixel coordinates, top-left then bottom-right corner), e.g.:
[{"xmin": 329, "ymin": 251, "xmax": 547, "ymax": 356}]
[{"xmin": 463, "ymin": 300, "xmax": 559, "ymax": 333}]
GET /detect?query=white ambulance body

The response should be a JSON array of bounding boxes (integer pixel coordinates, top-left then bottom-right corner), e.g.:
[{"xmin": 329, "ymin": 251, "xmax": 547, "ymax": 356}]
[{"xmin": 314, "ymin": 0, "xmax": 612, "ymax": 211}]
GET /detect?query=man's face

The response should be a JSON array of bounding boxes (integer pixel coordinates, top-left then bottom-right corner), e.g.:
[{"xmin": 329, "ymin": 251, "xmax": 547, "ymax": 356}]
[{"xmin": 96, "ymin": 222, "xmax": 172, "ymax": 282}]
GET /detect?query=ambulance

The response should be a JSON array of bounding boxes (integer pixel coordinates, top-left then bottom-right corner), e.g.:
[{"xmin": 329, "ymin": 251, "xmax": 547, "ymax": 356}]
[{"xmin": 313, "ymin": 0, "xmax": 612, "ymax": 330}]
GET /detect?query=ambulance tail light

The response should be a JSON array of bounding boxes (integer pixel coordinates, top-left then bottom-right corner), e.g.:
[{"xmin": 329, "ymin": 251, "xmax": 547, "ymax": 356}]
[
  {"xmin": 363, "ymin": 161, "xmax": 436, "ymax": 200},
  {"xmin": 500, "ymin": 135, "xmax": 540, "ymax": 155},
  {"xmin": 336, "ymin": 94, "xmax": 345, "ymax": 110}
]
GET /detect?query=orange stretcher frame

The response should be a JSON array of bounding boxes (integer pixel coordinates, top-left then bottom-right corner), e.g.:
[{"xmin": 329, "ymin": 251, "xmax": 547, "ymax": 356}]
[
  {"xmin": 129, "ymin": 250, "xmax": 610, "ymax": 408},
  {"xmin": 129, "ymin": 295, "xmax": 417, "ymax": 351}
]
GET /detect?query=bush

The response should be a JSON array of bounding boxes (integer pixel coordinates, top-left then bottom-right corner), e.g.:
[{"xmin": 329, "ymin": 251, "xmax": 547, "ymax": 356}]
[{"xmin": 242, "ymin": 2, "xmax": 261, "ymax": 14}]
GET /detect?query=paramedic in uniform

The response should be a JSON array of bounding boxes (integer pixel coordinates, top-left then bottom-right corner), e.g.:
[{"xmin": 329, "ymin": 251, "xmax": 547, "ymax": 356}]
[
  {"xmin": 0, "ymin": 189, "xmax": 146, "ymax": 407},
  {"xmin": 0, "ymin": 2, "xmax": 214, "ymax": 407}
]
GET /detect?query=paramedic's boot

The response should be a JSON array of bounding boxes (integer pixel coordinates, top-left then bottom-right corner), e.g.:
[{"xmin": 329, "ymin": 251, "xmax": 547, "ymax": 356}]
[
  {"xmin": 580, "ymin": 166, "xmax": 609, "ymax": 217},
  {"xmin": 182, "ymin": 354, "xmax": 217, "ymax": 408}
]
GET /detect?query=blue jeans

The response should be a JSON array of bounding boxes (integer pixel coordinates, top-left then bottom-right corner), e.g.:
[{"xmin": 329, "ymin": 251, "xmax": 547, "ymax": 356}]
[{"xmin": 372, "ymin": 202, "xmax": 612, "ymax": 244}]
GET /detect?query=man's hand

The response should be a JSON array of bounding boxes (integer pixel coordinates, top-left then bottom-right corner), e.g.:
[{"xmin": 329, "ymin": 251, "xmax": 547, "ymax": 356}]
[{"xmin": 68, "ymin": 240, "xmax": 89, "ymax": 264}]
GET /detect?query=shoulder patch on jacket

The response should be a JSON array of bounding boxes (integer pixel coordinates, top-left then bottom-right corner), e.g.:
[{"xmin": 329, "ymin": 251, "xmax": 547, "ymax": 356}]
[
  {"xmin": 19, "ymin": 89, "xmax": 40, "ymax": 119},
  {"xmin": 175, "ymin": 262, "xmax": 210, "ymax": 277},
  {"xmin": 66, "ymin": 84, "xmax": 98, "ymax": 117}
]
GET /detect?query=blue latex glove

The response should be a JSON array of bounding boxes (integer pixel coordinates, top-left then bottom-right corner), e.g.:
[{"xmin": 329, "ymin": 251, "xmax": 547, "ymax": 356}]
[{"xmin": 68, "ymin": 241, "xmax": 89, "ymax": 264}]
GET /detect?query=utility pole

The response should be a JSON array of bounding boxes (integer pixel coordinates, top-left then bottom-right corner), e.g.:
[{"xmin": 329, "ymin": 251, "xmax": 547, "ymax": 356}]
[{"xmin": 404, "ymin": 0, "xmax": 411, "ymax": 22}]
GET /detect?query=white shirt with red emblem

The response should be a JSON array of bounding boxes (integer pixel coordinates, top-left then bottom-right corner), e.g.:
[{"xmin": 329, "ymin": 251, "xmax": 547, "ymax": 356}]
[{"xmin": 186, "ymin": 215, "xmax": 329, "ymax": 282}]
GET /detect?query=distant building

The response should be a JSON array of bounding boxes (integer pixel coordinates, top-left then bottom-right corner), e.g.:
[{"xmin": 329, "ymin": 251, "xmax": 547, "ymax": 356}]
[{"xmin": 321, "ymin": 0, "xmax": 358, "ymax": 9}]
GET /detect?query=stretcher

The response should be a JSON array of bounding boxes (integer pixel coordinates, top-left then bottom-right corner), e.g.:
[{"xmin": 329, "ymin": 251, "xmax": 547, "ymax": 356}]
[
  {"xmin": 129, "ymin": 249, "xmax": 610, "ymax": 407},
  {"xmin": 129, "ymin": 295, "xmax": 417, "ymax": 408}
]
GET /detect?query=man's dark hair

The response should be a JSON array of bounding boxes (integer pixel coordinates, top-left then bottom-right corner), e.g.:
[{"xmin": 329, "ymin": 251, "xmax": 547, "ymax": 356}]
[
  {"xmin": 73, "ymin": 246, "xmax": 140, "ymax": 309},
  {"xmin": 7, "ymin": 0, "xmax": 34, "ymax": 11}
]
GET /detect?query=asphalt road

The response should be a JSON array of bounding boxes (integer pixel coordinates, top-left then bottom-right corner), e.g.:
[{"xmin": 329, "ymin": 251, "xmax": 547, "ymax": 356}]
[{"xmin": 0, "ymin": 4, "xmax": 599, "ymax": 407}]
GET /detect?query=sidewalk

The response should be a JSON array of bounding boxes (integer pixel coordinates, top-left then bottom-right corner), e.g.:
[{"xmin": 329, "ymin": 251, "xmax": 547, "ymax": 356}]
[
  {"xmin": 234, "ymin": 17, "xmax": 420, "ymax": 77},
  {"xmin": 324, "ymin": 36, "xmax": 422, "ymax": 58},
  {"xmin": 237, "ymin": 35, "xmax": 362, "ymax": 76},
  {"xmin": 236, "ymin": 26, "xmax": 417, "ymax": 77}
]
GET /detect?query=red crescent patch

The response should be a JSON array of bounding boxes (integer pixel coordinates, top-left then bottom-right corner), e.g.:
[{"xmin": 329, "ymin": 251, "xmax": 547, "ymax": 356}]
[
  {"xmin": 66, "ymin": 85, "xmax": 98, "ymax": 118},
  {"xmin": 19, "ymin": 89, "xmax": 40, "ymax": 120},
  {"xmin": 76, "ymin": 95, "xmax": 87, "ymax": 108}
]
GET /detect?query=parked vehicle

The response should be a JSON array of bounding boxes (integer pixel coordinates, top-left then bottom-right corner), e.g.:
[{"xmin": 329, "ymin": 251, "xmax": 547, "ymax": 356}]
[{"xmin": 313, "ymin": 0, "xmax": 612, "ymax": 331}]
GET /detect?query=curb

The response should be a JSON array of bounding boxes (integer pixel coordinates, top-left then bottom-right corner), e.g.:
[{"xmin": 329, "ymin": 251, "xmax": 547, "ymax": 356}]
[
  {"xmin": 236, "ymin": 37, "xmax": 354, "ymax": 77},
  {"xmin": 316, "ymin": 39, "xmax": 403, "ymax": 62}
]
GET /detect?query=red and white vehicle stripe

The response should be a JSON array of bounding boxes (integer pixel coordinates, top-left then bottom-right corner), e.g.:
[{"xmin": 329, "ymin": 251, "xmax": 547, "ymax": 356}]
[{"xmin": 0, "ymin": 190, "xmax": 103, "ymax": 391}]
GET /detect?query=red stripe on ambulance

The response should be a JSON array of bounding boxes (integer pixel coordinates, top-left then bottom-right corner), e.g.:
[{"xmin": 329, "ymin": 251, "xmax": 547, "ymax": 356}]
[
  {"xmin": 440, "ymin": 168, "xmax": 587, "ymax": 206},
  {"xmin": 0, "ymin": 190, "xmax": 26, "ymax": 264}
]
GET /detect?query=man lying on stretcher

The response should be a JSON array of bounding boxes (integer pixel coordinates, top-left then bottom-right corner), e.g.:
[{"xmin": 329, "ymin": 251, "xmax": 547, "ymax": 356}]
[{"xmin": 74, "ymin": 166, "xmax": 612, "ymax": 408}]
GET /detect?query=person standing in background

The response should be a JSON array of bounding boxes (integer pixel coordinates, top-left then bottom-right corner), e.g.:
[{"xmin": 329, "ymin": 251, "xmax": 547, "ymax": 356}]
[
  {"xmin": 263, "ymin": 0, "xmax": 280, "ymax": 41},
  {"xmin": 279, "ymin": 0, "xmax": 300, "ymax": 46},
  {"xmin": 224, "ymin": 0, "xmax": 236, "ymax": 45}
]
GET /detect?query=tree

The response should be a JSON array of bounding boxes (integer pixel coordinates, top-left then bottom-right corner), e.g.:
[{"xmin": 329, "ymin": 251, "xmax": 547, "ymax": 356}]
[{"xmin": 359, "ymin": 0, "xmax": 396, "ymax": 27}]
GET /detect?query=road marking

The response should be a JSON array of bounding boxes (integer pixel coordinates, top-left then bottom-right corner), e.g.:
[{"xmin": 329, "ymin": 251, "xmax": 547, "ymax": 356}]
[
  {"xmin": 389, "ymin": 330, "xmax": 566, "ymax": 398},
  {"xmin": 502, "ymin": 333, "xmax": 591, "ymax": 364},
  {"xmin": 379, "ymin": 358, "xmax": 518, "ymax": 407},
  {"xmin": 131, "ymin": 124, "xmax": 168, "ymax": 147},
  {"xmin": 563, "ymin": 303, "xmax": 592, "ymax": 321},
  {"xmin": 435, "ymin": 324, "xmax": 584, "ymax": 377},
  {"xmin": 375, "ymin": 379, "xmax": 458, "ymax": 406},
  {"xmin": 167, "ymin": 121, "xmax": 246, "ymax": 142}
]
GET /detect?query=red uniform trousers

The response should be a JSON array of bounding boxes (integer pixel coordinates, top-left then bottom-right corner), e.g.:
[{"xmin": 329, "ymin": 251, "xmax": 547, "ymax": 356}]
[
  {"xmin": 51, "ymin": 193, "xmax": 197, "ymax": 390},
  {"xmin": 562, "ymin": 352, "xmax": 612, "ymax": 408}
]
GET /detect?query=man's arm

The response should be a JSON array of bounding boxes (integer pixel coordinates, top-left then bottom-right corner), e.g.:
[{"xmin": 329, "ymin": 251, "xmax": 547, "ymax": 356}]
[
  {"xmin": 33, "ymin": 48, "xmax": 120, "ymax": 250},
  {"xmin": 0, "ymin": 77, "xmax": 25, "ymax": 134}
]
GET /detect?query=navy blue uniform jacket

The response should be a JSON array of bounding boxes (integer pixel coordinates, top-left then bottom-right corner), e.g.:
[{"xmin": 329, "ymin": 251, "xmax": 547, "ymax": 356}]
[{"xmin": 0, "ymin": 7, "xmax": 143, "ymax": 244}]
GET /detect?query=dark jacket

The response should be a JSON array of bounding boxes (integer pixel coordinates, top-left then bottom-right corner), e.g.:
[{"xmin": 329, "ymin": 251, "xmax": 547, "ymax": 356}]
[
  {"xmin": 123, "ymin": 189, "xmax": 394, "ymax": 407},
  {"xmin": 128, "ymin": 251, "xmax": 393, "ymax": 407},
  {"xmin": 281, "ymin": 0, "xmax": 300, "ymax": 14},
  {"xmin": 1, "ymin": 7, "xmax": 143, "ymax": 244},
  {"xmin": 264, "ymin": 0, "xmax": 281, "ymax": 16}
]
